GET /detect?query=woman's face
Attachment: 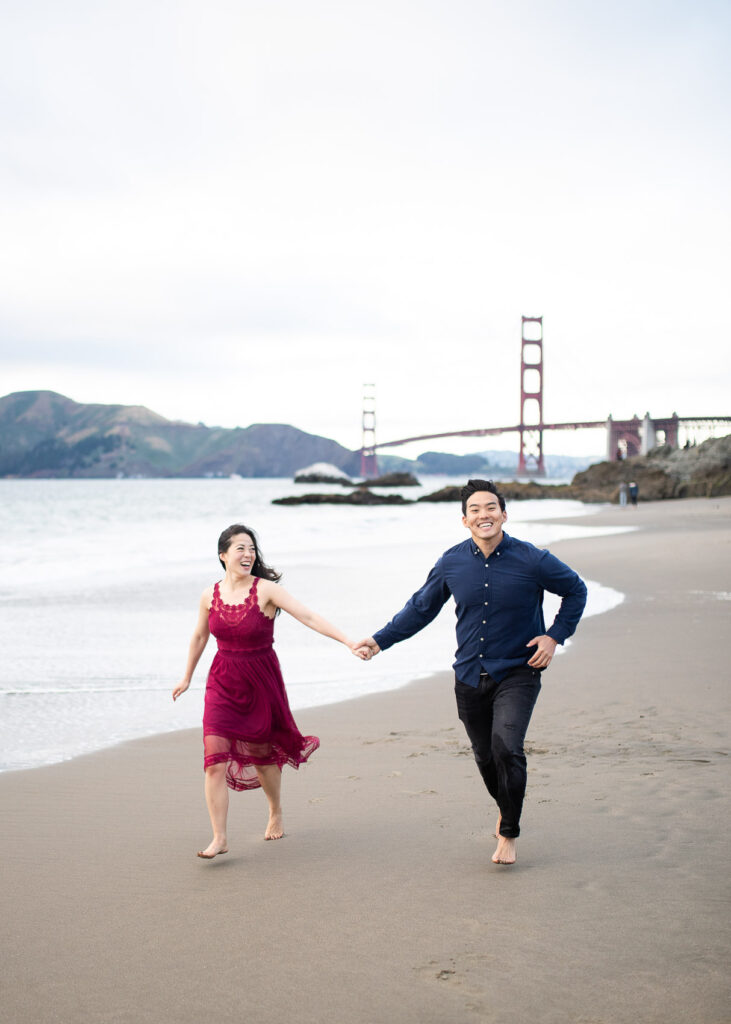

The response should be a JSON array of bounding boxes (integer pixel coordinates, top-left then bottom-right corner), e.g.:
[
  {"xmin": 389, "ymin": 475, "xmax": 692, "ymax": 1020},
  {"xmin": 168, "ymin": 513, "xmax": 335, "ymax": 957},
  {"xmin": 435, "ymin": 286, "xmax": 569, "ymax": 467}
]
[{"xmin": 221, "ymin": 533, "xmax": 257, "ymax": 576}]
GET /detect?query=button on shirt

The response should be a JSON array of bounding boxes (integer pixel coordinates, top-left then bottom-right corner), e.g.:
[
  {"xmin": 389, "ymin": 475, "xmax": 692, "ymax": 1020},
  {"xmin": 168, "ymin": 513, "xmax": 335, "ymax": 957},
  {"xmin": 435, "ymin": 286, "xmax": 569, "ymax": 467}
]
[{"xmin": 372, "ymin": 532, "xmax": 587, "ymax": 688}]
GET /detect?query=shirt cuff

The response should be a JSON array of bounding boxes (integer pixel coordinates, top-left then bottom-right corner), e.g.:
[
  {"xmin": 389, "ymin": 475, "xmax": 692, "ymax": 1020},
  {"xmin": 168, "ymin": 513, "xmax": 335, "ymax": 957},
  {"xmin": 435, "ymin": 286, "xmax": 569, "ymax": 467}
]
[{"xmin": 373, "ymin": 627, "xmax": 395, "ymax": 651}]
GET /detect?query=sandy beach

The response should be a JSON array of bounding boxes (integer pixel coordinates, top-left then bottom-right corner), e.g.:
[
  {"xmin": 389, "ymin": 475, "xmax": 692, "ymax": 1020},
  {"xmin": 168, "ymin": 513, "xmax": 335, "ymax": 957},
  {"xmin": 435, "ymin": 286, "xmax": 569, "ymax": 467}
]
[{"xmin": 1, "ymin": 496, "xmax": 729, "ymax": 1024}]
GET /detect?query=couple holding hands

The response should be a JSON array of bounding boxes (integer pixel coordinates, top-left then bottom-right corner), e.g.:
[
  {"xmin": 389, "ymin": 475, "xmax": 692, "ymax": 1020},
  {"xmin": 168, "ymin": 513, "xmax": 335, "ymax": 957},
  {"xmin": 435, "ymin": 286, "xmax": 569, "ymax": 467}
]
[{"xmin": 172, "ymin": 480, "xmax": 587, "ymax": 866}]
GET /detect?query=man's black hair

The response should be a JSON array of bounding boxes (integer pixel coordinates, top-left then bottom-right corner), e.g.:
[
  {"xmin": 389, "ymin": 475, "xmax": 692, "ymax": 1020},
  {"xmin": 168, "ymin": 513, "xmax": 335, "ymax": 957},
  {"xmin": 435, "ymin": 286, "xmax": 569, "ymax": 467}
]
[{"xmin": 460, "ymin": 479, "xmax": 506, "ymax": 515}]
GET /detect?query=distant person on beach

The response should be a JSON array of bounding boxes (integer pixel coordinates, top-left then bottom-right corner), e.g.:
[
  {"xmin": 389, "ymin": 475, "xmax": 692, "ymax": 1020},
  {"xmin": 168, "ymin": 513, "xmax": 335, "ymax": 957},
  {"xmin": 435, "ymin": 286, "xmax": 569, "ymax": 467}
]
[
  {"xmin": 619, "ymin": 481, "xmax": 628, "ymax": 507},
  {"xmin": 355, "ymin": 479, "xmax": 587, "ymax": 865},
  {"xmin": 629, "ymin": 481, "xmax": 639, "ymax": 506},
  {"xmin": 173, "ymin": 523, "xmax": 369, "ymax": 858}
]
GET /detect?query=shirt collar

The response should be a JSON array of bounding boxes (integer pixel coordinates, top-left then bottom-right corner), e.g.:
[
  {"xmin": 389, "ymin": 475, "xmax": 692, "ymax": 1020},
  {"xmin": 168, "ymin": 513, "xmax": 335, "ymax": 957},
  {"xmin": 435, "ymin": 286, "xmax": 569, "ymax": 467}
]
[{"xmin": 469, "ymin": 531, "xmax": 511, "ymax": 558}]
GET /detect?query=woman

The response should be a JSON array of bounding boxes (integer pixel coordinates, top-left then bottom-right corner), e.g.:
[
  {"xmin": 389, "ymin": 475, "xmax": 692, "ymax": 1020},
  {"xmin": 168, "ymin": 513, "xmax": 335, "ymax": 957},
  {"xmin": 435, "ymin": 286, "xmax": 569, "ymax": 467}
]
[{"xmin": 173, "ymin": 523, "xmax": 368, "ymax": 858}]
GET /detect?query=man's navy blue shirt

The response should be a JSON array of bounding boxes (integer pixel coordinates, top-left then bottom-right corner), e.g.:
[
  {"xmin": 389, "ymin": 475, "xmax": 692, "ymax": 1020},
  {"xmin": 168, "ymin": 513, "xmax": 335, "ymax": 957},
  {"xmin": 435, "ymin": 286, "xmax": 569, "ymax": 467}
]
[{"xmin": 373, "ymin": 532, "xmax": 587, "ymax": 687}]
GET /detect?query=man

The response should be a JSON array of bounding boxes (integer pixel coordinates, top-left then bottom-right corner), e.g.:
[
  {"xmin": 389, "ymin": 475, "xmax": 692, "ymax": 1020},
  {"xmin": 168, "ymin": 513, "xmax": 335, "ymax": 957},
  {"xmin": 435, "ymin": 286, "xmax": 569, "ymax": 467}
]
[{"xmin": 357, "ymin": 479, "xmax": 587, "ymax": 865}]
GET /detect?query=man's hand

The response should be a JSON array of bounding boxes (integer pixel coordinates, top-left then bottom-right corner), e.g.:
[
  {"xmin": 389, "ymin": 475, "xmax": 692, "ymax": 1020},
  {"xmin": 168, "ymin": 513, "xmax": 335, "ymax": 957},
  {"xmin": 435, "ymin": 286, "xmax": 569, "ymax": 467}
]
[
  {"xmin": 354, "ymin": 637, "xmax": 381, "ymax": 659},
  {"xmin": 526, "ymin": 634, "xmax": 557, "ymax": 669}
]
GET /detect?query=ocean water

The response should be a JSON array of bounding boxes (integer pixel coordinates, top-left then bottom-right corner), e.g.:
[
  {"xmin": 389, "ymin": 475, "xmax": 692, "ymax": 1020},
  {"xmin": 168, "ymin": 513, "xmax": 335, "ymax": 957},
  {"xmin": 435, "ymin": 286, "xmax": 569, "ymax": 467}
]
[{"xmin": 0, "ymin": 477, "xmax": 631, "ymax": 772}]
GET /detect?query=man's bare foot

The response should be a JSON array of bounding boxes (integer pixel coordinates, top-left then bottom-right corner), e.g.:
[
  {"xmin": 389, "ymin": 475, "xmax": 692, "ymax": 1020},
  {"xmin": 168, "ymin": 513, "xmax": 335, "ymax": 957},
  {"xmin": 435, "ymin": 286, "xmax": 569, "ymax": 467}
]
[
  {"xmin": 264, "ymin": 809, "xmax": 284, "ymax": 840},
  {"xmin": 197, "ymin": 838, "xmax": 228, "ymax": 859},
  {"xmin": 492, "ymin": 835, "xmax": 516, "ymax": 865}
]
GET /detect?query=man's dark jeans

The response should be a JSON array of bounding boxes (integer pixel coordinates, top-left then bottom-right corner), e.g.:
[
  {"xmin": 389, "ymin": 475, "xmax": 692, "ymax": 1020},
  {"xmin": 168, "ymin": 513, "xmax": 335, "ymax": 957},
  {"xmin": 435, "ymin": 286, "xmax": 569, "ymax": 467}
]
[{"xmin": 455, "ymin": 667, "xmax": 542, "ymax": 839}]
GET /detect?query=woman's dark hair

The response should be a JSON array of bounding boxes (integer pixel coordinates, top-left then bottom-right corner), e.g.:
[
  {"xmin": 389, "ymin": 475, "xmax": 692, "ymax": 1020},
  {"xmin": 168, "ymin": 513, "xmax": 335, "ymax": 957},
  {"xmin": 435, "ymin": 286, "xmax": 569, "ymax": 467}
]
[
  {"xmin": 460, "ymin": 479, "xmax": 506, "ymax": 514},
  {"xmin": 217, "ymin": 524, "xmax": 282, "ymax": 582}
]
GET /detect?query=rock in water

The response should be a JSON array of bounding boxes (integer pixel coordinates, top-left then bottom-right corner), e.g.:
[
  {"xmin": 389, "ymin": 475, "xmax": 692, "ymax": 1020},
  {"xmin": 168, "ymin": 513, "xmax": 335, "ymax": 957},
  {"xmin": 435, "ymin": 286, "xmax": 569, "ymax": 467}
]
[
  {"xmin": 351, "ymin": 472, "xmax": 420, "ymax": 488},
  {"xmin": 294, "ymin": 462, "xmax": 353, "ymax": 484},
  {"xmin": 273, "ymin": 489, "xmax": 412, "ymax": 506}
]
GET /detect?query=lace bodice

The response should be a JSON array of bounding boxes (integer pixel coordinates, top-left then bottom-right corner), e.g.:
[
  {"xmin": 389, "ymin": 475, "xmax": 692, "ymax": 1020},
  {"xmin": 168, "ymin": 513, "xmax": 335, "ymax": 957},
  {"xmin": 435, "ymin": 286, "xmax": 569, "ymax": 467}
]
[{"xmin": 209, "ymin": 578, "xmax": 274, "ymax": 653}]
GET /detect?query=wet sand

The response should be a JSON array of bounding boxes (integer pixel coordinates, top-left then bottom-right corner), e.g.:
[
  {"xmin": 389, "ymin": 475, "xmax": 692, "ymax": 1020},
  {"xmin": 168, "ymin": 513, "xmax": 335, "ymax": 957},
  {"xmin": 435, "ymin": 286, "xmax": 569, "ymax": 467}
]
[{"xmin": 1, "ymin": 496, "xmax": 729, "ymax": 1023}]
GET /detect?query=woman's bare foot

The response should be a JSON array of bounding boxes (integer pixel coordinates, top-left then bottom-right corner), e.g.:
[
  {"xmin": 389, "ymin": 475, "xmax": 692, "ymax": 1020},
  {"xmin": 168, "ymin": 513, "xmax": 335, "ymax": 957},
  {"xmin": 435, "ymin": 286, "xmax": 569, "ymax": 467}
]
[
  {"xmin": 264, "ymin": 809, "xmax": 284, "ymax": 840},
  {"xmin": 492, "ymin": 835, "xmax": 516, "ymax": 865},
  {"xmin": 197, "ymin": 837, "xmax": 228, "ymax": 859}
]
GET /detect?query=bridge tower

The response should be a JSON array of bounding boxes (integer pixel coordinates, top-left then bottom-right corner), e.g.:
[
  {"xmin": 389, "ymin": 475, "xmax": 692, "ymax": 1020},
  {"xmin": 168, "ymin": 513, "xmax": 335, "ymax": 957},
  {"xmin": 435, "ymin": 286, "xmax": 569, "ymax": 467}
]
[
  {"xmin": 517, "ymin": 316, "xmax": 546, "ymax": 477},
  {"xmin": 360, "ymin": 383, "xmax": 378, "ymax": 478}
]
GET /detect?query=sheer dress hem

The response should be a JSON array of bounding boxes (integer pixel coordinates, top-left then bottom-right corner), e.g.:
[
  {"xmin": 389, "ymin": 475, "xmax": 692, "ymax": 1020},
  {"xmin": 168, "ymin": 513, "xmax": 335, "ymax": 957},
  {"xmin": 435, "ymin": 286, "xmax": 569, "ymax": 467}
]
[{"xmin": 203, "ymin": 732, "xmax": 320, "ymax": 791}]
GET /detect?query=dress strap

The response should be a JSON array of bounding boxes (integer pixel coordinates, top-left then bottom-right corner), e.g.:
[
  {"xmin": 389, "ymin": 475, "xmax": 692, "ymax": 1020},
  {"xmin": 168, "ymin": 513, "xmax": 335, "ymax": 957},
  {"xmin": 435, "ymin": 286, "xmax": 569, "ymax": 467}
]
[{"xmin": 249, "ymin": 577, "xmax": 261, "ymax": 615}]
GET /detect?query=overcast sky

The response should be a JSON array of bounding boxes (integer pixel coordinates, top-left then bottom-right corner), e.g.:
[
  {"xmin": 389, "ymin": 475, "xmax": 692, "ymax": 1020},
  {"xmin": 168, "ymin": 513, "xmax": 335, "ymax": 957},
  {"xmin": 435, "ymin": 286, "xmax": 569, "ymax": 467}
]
[{"xmin": 1, "ymin": 0, "xmax": 729, "ymax": 457}]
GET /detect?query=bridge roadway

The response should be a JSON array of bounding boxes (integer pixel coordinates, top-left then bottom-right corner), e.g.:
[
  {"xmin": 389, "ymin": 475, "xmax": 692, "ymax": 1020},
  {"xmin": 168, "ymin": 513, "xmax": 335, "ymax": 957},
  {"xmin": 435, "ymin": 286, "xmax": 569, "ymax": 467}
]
[
  {"xmin": 371, "ymin": 416, "xmax": 731, "ymax": 452},
  {"xmin": 373, "ymin": 420, "xmax": 603, "ymax": 450}
]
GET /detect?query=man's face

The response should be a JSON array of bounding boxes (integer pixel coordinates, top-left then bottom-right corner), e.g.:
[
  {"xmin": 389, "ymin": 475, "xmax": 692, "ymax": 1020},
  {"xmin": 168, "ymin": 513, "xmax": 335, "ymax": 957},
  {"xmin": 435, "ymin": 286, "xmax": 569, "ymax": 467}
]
[{"xmin": 462, "ymin": 490, "xmax": 507, "ymax": 545}]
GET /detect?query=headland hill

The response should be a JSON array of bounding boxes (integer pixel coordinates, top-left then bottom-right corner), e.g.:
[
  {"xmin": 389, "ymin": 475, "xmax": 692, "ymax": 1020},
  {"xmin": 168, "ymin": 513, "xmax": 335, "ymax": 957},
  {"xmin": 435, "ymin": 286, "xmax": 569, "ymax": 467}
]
[{"xmin": 1, "ymin": 390, "xmax": 728, "ymax": 503}]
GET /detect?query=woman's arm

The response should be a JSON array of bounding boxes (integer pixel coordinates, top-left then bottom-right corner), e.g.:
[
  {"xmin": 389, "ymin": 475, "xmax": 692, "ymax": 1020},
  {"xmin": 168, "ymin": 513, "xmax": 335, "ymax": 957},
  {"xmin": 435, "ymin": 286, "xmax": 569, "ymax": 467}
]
[
  {"xmin": 172, "ymin": 589, "xmax": 212, "ymax": 700},
  {"xmin": 258, "ymin": 580, "xmax": 367, "ymax": 656}
]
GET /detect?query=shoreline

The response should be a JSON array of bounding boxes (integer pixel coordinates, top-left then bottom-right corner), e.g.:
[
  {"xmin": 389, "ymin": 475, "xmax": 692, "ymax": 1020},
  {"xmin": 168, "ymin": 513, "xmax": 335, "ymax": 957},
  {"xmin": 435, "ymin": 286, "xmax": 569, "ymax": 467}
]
[
  {"xmin": 0, "ymin": 497, "xmax": 711, "ymax": 779},
  {"xmin": 2, "ymin": 495, "xmax": 729, "ymax": 1023}
]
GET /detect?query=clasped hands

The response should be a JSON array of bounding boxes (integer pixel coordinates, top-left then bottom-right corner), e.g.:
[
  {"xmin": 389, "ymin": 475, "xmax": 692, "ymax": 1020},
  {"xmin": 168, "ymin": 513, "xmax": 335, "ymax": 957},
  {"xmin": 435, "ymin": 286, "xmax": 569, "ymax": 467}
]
[
  {"xmin": 351, "ymin": 634, "xmax": 557, "ymax": 667},
  {"xmin": 349, "ymin": 637, "xmax": 380, "ymax": 661}
]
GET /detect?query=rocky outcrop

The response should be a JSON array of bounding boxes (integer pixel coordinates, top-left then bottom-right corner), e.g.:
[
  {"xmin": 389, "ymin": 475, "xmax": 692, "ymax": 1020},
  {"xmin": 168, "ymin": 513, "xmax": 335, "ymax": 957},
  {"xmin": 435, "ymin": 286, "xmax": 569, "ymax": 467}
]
[
  {"xmin": 417, "ymin": 481, "xmax": 609, "ymax": 503},
  {"xmin": 416, "ymin": 435, "xmax": 731, "ymax": 504},
  {"xmin": 294, "ymin": 462, "xmax": 353, "ymax": 484},
  {"xmin": 272, "ymin": 490, "xmax": 412, "ymax": 506},
  {"xmin": 571, "ymin": 434, "xmax": 731, "ymax": 501},
  {"xmin": 278, "ymin": 470, "xmax": 421, "ymax": 503},
  {"xmin": 349, "ymin": 472, "xmax": 420, "ymax": 488}
]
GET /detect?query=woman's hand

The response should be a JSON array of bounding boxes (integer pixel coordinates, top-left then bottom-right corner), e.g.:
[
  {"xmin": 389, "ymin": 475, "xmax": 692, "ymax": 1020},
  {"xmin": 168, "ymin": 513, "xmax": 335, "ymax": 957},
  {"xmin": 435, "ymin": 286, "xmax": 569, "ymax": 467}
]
[
  {"xmin": 348, "ymin": 640, "xmax": 372, "ymax": 661},
  {"xmin": 354, "ymin": 637, "xmax": 380, "ymax": 659},
  {"xmin": 172, "ymin": 679, "xmax": 191, "ymax": 701},
  {"xmin": 174, "ymin": 591, "xmax": 212, "ymax": 702}
]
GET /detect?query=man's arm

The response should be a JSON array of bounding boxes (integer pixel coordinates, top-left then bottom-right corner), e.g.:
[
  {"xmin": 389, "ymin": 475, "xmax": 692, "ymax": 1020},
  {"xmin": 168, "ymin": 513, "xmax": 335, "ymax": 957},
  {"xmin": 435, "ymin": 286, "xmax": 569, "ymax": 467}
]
[
  {"xmin": 358, "ymin": 559, "xmax": 452, "ymax": 656},
  {"xmin": 537, "ymin": 549, "xmax": 588, "ymax": 644},
  {"xmin": 523, "ymin": 551, "xmax": 587, "ymax": 670}
]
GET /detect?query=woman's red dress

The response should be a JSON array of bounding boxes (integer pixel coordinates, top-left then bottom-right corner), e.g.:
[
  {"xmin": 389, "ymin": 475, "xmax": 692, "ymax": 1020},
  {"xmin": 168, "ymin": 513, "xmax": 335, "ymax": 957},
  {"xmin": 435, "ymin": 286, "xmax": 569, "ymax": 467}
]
[{"xmin": 203, "ymin": 578, "xmax": 319, "ymax": 791}]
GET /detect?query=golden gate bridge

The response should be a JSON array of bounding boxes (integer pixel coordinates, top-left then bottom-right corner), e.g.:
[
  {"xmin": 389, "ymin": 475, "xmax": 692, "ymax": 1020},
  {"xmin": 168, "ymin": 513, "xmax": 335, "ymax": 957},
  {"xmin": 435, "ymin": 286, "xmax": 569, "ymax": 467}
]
[{"xmin": 359, "ymin": 317, "xmax": 731, "ymax": 478}]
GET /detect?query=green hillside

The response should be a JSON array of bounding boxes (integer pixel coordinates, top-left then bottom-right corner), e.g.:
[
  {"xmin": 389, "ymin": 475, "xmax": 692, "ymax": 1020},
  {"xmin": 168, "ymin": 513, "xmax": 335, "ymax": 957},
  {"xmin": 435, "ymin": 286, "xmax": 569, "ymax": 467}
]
[{"xmin": 0, "ymin": 391, "xmax": 361, "ymax": 478}]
